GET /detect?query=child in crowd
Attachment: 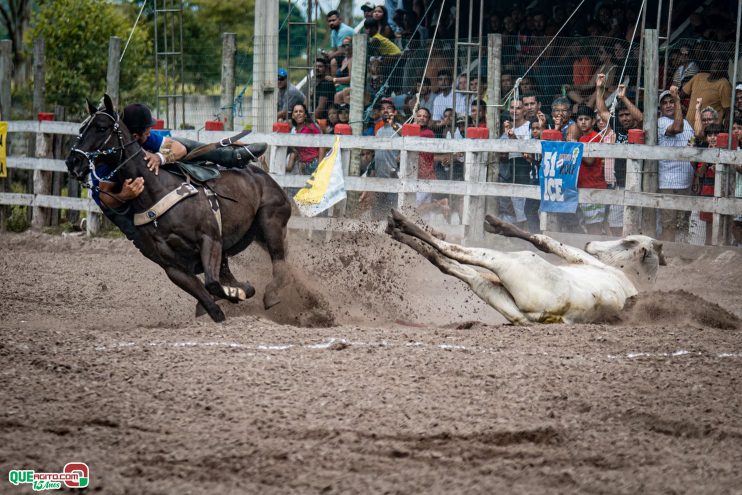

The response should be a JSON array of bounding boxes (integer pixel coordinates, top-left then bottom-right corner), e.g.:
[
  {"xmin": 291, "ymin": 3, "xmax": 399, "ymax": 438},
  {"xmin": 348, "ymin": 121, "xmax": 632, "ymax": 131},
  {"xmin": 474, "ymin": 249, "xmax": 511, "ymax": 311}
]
[
  {"xmin": 575, "ymin": 105, "xmax": 608, "ymax": 235},
  {"xmin": 326, "ymin": 103, "xmax": 339, "ymax": 134},
  {"xmin": 693, "ymin": 123, "xmax": 723, "ymax": 245}
]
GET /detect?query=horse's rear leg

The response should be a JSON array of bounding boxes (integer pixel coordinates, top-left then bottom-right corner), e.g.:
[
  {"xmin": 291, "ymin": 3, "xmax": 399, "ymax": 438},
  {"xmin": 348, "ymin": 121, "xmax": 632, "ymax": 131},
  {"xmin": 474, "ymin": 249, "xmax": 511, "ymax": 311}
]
[
  {"xmin": 256, "ymin": 205, "xmax": 291, "ymax": 310},
  {"xmin": 220, "ymin": 258, "xmax": 256, "ymax": 299},
  {"xmin": 164, "ymin": 266, "xmax": 225, "ymax": 323}
]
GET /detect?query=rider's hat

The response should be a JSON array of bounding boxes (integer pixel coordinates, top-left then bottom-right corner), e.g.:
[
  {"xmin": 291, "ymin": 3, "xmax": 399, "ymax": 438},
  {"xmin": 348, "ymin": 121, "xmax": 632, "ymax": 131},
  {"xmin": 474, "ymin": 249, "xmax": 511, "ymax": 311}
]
[{"xmin": 122, "ymin": 103, "xmax": 157, "ymax": 134}]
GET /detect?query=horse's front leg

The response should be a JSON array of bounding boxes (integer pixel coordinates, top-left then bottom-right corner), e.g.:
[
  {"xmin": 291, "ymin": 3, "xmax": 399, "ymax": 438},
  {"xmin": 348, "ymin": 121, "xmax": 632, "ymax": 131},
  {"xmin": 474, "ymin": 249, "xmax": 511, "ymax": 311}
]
[
  {"xmin": 201, "ymin": 236, "xmax": 247, "ymax": 303},
  {"xmin": 163, "ymin": 266, "xmax": 226, "ymax": 323}
]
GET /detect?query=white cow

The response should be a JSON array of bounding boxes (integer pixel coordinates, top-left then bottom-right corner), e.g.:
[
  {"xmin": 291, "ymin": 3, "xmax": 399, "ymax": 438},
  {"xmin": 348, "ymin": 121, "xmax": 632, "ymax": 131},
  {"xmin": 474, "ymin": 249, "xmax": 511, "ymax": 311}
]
[{"xmin": 386, "ymin": 209, "xmax": 666, "ymax": 325}]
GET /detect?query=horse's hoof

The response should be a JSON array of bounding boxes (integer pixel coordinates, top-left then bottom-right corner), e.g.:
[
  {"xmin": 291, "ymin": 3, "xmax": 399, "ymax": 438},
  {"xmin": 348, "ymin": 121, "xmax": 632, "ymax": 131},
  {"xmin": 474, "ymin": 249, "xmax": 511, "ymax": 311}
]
[
  {"xmin": 243, "ymin": 282, "xmax": 256, "ymax": 299},
  {"xmin": 195, "ymin": 303, "xmax": 207, "ymax": 317},
  {"xmin": 209, "ymin": 307, "xmax": 226, "ymax": 322}
]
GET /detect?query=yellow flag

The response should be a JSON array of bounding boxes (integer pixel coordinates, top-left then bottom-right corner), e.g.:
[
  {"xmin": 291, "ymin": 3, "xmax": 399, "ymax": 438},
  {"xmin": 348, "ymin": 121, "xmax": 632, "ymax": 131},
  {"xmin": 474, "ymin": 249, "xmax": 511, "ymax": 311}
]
[
  {"xmin": 293, "ymin": 136, "xmax": 346, "ymax": 217},
  {"xmin": 0, "ymin": 121, "xmax": 7, "ymax": 178}
]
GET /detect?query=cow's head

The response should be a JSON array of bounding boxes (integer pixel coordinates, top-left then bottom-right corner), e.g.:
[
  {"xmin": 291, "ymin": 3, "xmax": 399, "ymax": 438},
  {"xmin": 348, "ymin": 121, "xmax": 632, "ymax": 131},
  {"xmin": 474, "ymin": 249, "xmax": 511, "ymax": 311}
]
[{"xmin": 585, "ymin": 235, "xmax": 666, "ymax": 288}]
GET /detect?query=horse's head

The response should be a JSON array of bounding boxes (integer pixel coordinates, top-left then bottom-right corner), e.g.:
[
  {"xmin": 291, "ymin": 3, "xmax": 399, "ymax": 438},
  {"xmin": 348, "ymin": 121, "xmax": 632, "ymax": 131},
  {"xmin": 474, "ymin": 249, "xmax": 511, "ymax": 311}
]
[{"xmin": 65, "ymin": 94, "xmax": 136, "ymax": 181}]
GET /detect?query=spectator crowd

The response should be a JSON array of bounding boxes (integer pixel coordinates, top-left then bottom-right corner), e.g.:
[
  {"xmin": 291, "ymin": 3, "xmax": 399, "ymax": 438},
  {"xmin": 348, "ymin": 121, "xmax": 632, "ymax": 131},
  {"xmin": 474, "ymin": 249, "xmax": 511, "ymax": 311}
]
[{"xmin": 274, "ymin": 1, "xmax": 742, "ymax": 245}]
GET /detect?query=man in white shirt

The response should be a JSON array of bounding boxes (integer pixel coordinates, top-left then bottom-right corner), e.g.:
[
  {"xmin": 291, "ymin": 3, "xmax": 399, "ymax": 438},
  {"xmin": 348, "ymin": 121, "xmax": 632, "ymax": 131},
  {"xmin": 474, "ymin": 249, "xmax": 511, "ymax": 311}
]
[
  {"xmin": 498, "ymin": 98, "xmax": 537, "ymax": 229},
  {"xmin": 657, "ymin": 86, "xmax": 695, "ymax": 241}
]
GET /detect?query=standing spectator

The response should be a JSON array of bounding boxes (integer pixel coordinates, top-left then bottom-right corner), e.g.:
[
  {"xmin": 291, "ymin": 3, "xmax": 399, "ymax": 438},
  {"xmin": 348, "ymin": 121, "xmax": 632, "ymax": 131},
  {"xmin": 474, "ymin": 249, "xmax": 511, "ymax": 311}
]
[
  {"xmin": 286, "ymin": 103, "xmax": 325, "ymax": 176},
  {"xmin": 325, "ymin": 10, "xmax": 355, "ymax": 60},
  {"xmin": 498, "ymin": 97, "xmax": 535, "ymax": 230},
  {"xmin": 362, "ymin": 98, "xmax": 401, "ymax": 218},
  {"xmin": 414, "ymin": 107, "xmax": 446, "ymax": 210},
  {"xmin": 671, "ymin": 45, "xmax": 699, "ymax": 88},
  {"xmin": 692, "ymin": 123, "xmax": 723, "ymax": 245},
  {"xmin": 277, "ymin": 68, "xmax": 306, "ymax": 121},
  {"xmin": 574, "ymin": 105, "xmax": 608, "ymax": 235},
  {"xmin": 311, "ymin": 57, "xmax": 335, "ymax": 120},
  {"xmin": 596, "ymin": 76, "xmax": 644, "ymax": 235},
  {"xmin": 682, "ymin": 59, "xmax": 732, "ymax": 127},
  {"xmin": 372, "ymin": 5, "xmax": 397, "ymax": 41},
  {"xmin": 657, "ymin": 86, "xmax": 695, "ymax": 242}
]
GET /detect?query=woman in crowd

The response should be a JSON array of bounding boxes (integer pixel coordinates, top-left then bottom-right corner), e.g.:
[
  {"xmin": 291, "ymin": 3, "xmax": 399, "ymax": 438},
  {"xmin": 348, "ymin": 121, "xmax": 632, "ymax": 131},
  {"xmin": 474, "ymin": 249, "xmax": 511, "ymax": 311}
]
[
  {"xmin": 372, "ymin": 5, "xmax": 397, "ymax": 41},
  {"xmin": 287, "ymin": 102, "xmax": 325, "ymax": 176}
]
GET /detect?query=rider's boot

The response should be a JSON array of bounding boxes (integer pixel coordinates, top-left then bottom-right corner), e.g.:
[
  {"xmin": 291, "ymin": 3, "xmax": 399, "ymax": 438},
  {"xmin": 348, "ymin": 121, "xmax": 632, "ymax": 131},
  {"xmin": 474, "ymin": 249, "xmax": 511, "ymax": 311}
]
[{"xmin": 173, "ymin": 138, "xmax": 268, "ymax": 169}]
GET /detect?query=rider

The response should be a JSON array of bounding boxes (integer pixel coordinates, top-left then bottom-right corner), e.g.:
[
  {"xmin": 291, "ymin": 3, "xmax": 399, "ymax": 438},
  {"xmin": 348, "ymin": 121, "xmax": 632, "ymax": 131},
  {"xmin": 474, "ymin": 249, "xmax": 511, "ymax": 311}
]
[{"xmin": 92, "ymin": 103, "xmax": 266, "ymax": 251}]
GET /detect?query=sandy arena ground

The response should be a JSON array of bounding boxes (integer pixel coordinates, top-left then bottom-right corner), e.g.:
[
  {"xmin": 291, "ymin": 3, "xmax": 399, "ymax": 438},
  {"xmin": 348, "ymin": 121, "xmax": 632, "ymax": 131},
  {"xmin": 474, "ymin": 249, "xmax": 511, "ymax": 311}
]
[{"xmin": 1, "ymin": 225, "xmax": 741, "ymax": 494}]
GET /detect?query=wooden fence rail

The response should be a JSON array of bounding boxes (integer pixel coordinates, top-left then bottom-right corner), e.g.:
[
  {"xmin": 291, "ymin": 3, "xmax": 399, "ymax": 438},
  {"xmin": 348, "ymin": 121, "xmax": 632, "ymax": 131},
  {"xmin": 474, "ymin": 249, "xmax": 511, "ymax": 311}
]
[{"xmin": 2, "ymin": 120, "xmax": 741, "ymax": 244}]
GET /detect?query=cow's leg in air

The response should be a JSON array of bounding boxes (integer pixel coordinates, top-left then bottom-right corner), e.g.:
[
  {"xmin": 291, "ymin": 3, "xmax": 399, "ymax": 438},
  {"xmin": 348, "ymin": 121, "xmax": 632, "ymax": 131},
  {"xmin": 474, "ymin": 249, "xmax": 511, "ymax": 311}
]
[
  {"xmin": 484, "ymin": 214, "xmax": 602, "ymax": 266},
  {"xmin": 388, "ymin": 209, "xmax": 569, "ymax": 311},
  {"xmin": 388, "ymin": 227, "xmax": 528, "ymax": 324}
]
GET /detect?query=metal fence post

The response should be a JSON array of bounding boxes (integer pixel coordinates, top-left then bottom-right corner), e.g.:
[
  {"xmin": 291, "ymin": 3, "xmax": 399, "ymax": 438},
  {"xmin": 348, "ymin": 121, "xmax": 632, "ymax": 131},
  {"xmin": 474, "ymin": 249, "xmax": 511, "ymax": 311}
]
[{"xmin": 221, "ymin": 33, "xmax": 236, "ymax": 131}]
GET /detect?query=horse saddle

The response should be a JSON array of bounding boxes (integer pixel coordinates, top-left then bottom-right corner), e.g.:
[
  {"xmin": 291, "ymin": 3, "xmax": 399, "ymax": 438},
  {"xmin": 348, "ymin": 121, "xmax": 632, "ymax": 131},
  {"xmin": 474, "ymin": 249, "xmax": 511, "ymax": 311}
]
[{"xmin": 172, "ymin": 161, "xmax": 221, "ymax": 182}]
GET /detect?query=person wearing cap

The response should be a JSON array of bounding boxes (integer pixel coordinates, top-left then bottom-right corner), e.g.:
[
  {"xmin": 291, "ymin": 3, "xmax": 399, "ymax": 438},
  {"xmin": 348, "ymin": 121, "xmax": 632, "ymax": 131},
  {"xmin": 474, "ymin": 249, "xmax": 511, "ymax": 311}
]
[
  {"xmin": 657, "ymin": 85, "xmax": 695, "ymax": 242},
  {"xmin": 360, "ymin": 2, "xmax": 375, "ymax": 20},
  {"xmin": 325, "ymin": 10, "xmax": 355, "ymax": 60},
  {"xmin": 277, "ymin": 68, "xmax": 306, "ymax": 121}
]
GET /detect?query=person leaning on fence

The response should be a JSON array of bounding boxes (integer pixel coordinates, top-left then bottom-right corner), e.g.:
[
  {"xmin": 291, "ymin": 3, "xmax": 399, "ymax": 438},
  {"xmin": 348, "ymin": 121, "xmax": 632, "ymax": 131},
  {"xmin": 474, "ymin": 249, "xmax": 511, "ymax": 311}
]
[
  {"xmin": 364, "ymin": 17, "xmax": 401, "ymax": 89},
  {"xmin": 692, "ymin": 123, "xmax": 723, "ymax": 245},
  {"xmin": 574, "ymin": 105, "xmax": 608, "ymax": 235},
  {"xmin": 286, "ymin": 102, "xmax": 325, "ymax": 176},
  {"xmin": 362, "ymin": 98, "xmax": 401, "ymax": 219},
  {"xmin": 657, "ymin": 86, "xmax": 696, "ymax": 242},
  {"xmin": 596, "ymin": 76, "xmax": 643, "ymax": 236},
  {"xmin": 498, "ymin": 97, "xmax": 536, "ymax": 231}
]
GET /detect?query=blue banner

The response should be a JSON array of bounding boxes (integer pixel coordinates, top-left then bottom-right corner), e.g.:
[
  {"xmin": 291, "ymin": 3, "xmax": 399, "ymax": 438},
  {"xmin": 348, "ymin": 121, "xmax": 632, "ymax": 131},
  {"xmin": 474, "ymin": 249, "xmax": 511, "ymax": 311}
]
[{"xmin": 538, "ymin": 141, "xmax": 583, "ymax": 213}]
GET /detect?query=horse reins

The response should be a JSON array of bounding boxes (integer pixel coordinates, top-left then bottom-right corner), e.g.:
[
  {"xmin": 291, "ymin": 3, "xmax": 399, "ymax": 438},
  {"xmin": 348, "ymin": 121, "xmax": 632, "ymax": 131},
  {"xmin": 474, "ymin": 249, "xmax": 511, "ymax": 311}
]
[{"xmin": 70, "ymin": 110, "xmax": 142, "ymax": 184}]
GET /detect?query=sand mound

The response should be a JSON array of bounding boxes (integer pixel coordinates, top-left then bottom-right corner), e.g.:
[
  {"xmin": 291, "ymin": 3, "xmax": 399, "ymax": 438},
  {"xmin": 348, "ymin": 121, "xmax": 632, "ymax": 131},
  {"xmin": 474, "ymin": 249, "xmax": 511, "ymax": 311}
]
[{"xmin": 619, "ymin": 290, "xmax": 740, "ymax": 330}]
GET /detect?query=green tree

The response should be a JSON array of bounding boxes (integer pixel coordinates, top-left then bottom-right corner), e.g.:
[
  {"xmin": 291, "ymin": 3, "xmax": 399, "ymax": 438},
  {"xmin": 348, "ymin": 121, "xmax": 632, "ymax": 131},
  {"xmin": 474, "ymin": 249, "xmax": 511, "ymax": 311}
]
[{"xmin": 27, "ymin": 0, "xmax": 151, "ymax": 110}]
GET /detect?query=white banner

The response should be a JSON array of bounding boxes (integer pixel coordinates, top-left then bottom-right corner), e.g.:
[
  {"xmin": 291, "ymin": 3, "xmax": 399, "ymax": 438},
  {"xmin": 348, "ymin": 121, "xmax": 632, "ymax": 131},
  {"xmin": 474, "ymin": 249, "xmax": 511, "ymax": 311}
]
[{"xmin": 293, "ymin": 136, "xmax": 346, "ymax": 217}]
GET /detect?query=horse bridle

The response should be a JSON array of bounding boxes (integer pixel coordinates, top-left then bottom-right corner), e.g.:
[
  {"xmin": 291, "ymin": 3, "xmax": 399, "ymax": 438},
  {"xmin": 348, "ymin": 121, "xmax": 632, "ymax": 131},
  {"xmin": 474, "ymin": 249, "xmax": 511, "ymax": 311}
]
[{"xmin": 70, "ymin": 110, "xmax": 142, "ymax": 183}]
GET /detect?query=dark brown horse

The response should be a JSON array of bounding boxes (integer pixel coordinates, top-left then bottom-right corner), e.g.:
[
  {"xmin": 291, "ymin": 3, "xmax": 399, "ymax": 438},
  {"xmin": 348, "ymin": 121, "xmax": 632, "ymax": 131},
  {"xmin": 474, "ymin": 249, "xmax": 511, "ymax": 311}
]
[{"xmin": 65, "ymin": 95, "xmax": 292, "ymax": 322}]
